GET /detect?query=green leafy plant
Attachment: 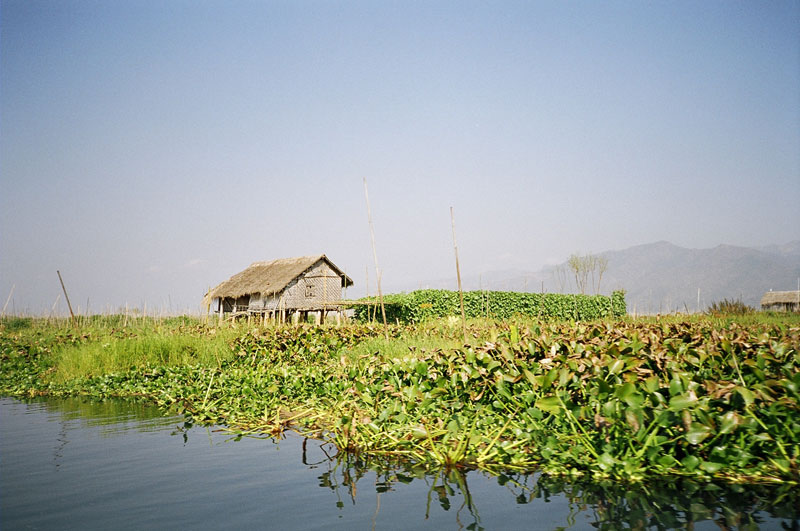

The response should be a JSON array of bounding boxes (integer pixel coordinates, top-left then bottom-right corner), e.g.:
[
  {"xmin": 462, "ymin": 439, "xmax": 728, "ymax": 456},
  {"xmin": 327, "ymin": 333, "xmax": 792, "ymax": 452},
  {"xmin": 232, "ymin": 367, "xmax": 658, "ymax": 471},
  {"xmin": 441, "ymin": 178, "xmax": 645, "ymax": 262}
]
[
  {"xmin": 355, "ymin": 289, "xmax": 626, "ymax": 323},
  {"xmin": 2, "ymin": 313, "xmax": 798, "ymax": 483}
]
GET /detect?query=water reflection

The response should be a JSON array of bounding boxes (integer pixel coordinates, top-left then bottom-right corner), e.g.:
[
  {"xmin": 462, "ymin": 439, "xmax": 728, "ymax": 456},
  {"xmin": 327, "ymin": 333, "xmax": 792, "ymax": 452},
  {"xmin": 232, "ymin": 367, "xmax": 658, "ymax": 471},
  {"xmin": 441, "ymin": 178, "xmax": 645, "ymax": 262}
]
[
  {"xmin": 302, "ymin": 437, "xmax": 799, "ymax": 531},
  {"xmin": 9, "ymin": 397, "xmax": 181, "ymax": 470},
  {"xmin": 309, "ymin": 446, "xmax": 487, "ymax": 530},
  {"xmin": 32, "ymin": 396, "xmax": 178, "ymax": 434},
  {"xmin": 3, "ymin": 397, "xmax": 797, "ymax": 531}
]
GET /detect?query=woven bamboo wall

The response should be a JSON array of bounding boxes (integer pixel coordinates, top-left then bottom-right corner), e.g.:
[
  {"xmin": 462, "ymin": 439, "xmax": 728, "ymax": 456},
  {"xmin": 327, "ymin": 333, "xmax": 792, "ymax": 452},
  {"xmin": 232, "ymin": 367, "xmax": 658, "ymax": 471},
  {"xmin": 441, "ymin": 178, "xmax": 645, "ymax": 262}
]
[{"xmin": 252, "ymin": 259, "xmax": 344, "ymax": 311}]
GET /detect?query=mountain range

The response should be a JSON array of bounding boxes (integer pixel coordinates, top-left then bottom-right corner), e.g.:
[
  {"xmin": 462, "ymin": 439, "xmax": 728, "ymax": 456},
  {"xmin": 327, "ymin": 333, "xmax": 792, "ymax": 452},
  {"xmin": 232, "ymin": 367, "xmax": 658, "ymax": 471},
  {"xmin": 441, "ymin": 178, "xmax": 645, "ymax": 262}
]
[{"xmin": 415, "ymin": 241, "xmax": 800, "ymax": 313}]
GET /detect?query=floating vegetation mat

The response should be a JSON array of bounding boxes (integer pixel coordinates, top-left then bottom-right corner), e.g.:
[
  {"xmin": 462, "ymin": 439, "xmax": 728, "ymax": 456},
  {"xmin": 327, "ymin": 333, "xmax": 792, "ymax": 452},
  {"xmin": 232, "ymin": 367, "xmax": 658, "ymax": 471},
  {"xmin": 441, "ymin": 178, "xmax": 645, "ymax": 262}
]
[{"xmin": 1, "ymin": 316, "xmax": 798, "ymax": 483}]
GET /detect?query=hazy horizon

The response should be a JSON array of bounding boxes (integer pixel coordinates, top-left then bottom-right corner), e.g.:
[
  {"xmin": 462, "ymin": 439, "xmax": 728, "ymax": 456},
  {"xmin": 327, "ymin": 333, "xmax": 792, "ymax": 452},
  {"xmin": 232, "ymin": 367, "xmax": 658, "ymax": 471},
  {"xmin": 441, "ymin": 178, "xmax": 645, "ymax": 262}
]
[{"xmin": 2, "ymin": 1, "xmax": 798, "ymax": 315}]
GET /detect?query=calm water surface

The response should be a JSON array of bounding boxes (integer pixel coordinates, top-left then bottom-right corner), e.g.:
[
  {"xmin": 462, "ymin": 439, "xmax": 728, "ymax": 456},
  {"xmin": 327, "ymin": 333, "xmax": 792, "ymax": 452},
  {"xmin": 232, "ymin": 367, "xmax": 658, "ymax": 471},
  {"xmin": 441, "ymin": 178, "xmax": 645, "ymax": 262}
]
[{"xmin": 1, "ymin": 397, "xmax": 796, "ymax": 530}]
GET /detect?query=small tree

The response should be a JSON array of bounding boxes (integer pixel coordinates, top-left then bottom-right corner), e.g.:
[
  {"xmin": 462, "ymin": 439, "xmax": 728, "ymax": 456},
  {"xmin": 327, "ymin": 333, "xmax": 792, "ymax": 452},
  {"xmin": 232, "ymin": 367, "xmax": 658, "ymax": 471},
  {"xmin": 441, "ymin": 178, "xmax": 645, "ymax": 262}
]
[
  {"xmin": 593, "ymin": 255, "xmax": 608, "ymax": 294},
  {"xmin": 568, "ymin": 254, "xmax": 589, "ymax": 294},
  {"xmin": 568, "ymin": 253, "xmax": 609, "ymax": 295}
]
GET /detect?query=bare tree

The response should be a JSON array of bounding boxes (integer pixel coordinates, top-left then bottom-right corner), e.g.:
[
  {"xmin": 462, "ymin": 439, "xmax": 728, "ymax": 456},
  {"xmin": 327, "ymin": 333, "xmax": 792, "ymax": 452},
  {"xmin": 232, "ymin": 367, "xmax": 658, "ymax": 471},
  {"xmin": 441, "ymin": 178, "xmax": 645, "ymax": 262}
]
[
  {"xmin": 568, "ymin": 254, "xmax": 590, "ymax": 294},
  {"xmin": 568, "ymin": 253, "xmax": 609, "ymax": 295},
  {"xmin": 588, "ymin": 255, "xmax": 598, "ymax": 294},
  {"xmin": 553, "ymin": 264, "xmax": 569, "ymax": 293},
  {"xmin": 596, "ymin": 256, "xmax": 608, "ymax": 294}
]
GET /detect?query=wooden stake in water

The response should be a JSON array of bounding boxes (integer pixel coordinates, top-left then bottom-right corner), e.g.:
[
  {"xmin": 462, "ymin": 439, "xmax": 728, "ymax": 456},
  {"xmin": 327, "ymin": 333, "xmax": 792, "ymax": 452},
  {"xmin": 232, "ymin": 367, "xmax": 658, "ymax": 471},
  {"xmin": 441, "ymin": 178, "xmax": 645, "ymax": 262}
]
[
  {"xmin": 363, "ymin": 178, "xmax": 388, "ymax": 337},
  {"xmin": 57, "ymin": 271, "xmax": 77, "ymax": 327},
  {"xmin": 450, "ymin": 207, "xmax": 467, "ymax": 344}
]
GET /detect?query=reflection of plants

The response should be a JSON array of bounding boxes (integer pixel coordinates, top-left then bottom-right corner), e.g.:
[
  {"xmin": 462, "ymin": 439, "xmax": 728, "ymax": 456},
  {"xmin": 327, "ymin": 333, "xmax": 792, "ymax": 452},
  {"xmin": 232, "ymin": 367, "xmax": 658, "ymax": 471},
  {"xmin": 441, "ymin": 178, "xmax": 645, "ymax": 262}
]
[
  {"xmin": 309, "ymin": 442, "xmax": 797, "ymax": 530},
  {"xmin": 315, "ymin": 446, "xmax": 485, "ymax": 530},
  {"xmin": 426, "ymin": 469, "xmax": 482, "ymax": 530},
  {"xmin": 317, "ymin": 450, "xmax": 369, "ymax": 509},
  {"xmin": 535, "ymin": 475, "xmax": 799, "ymax": 530}
]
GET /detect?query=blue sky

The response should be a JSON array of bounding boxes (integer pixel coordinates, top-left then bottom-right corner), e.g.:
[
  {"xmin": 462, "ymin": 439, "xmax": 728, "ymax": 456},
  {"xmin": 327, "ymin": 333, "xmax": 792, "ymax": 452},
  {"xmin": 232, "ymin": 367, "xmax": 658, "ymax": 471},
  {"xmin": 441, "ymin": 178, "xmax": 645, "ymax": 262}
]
[{"xmin": 2, "ymin": 1, "xmax": 798, "ymax": 314}]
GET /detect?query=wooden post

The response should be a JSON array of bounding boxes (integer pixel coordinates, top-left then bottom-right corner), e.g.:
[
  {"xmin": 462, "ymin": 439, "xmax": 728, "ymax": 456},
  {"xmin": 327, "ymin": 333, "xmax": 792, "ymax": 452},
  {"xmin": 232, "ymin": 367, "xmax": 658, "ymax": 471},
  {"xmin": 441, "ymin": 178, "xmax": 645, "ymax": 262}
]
[
  {"xmin": 374, "ymin": 269, "xmax": 383, "ymax": 323},
  {"xmin": 363, "ymin": 177, "xmax": 388, "ymax": 337},
  {"xmin": 57, "ymin": 271, "xmax": 77, "ymax": 327},
  {"xmin": 450, "ymin": 207, "xmax": 467, "ymax": 344},
  {"xmin": 1, "ymin": 284, "xmax": 15, "ymax": 317},
  {"xmin": 204, "ymin": 287, "xmax": 210, "ymax": 325},
  {"xmin": 322, "ymin": 269, "xmax": 328, "ymax": 325}
]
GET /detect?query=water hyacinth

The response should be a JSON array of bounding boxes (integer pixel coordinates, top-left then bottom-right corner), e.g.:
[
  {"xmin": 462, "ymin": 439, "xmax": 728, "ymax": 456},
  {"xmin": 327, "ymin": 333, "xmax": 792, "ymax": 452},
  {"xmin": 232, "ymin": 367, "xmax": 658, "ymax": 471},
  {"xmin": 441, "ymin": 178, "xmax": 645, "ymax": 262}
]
[{"xmin": 1, "ymin": 315, "xmax": 798, "ymax": 483}]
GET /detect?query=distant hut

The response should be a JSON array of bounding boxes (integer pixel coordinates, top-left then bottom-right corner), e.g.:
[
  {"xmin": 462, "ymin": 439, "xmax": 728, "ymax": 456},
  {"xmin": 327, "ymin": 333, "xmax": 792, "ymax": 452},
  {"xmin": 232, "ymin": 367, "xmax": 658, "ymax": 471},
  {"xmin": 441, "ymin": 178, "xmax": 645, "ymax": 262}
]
[
  {"xmin": 204, "ymin": 255, "xmax": 353, "ymax": 323},
  {"xmin": 760, "ymin": 290, "xmax": 800, "ymax": 312}
]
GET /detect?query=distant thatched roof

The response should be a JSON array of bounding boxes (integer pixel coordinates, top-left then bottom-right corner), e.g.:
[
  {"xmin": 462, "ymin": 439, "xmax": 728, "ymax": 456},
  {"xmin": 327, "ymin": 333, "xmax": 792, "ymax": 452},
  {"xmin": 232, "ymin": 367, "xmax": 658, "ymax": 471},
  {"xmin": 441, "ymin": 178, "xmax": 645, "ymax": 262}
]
[
  {"xmin": 760, "ymin": 290, "xmax": 800, "ymax": 307},
  {"xmin": 205, "ymin": 255, "xmax": 353, "ymax": 302}
]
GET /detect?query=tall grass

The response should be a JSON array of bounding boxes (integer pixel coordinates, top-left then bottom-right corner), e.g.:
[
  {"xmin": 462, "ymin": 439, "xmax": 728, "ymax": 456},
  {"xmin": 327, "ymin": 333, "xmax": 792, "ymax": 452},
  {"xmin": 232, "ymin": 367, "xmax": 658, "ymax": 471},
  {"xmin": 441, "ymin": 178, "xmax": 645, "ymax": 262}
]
[
  {"xmin": 0, "ymin": 315, "xmax": 241, "ymax": 382},
  {"xmin": 52, "ymin": 331, "xmax": 235, "ymax": 382},
  {"xmin": 5, "ymin": 310, "xmax": 798, "ymax": 384},
  {"xmin": 707, "ymin": 298, "xmax": 755, "ymax": 316}
]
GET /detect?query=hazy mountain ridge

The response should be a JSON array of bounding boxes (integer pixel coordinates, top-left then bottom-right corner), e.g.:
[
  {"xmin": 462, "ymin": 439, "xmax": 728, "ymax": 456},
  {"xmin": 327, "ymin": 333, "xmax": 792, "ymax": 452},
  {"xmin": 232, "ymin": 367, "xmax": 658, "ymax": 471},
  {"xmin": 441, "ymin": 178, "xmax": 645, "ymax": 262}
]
[
  {"xmin": 596, "ymin": 242, "xmax": 800, "ymax": 313},
  {"xmin": 411, "ymin": 241, "xmax": 800, "ymax": 313},
  {"xmin": 757, "ymin": 241, "xmax": 800, "ymax": 258}
]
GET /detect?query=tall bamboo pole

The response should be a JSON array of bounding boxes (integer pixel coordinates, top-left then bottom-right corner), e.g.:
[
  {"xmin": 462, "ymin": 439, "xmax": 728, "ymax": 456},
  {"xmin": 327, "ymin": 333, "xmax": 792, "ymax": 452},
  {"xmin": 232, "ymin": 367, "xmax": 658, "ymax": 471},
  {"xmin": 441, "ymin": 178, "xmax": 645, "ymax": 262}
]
[
  {"xmin": 363, "ymin": 178, "xmax": 388, "ymax": 336},
  {"xmin": 450, "ymin": 207, "xmax": 467, "ymax": 344},
  {"xmin": 322, "ymin": 269, "xmax": 328, "ymax": 324},
  {"xmin": 1, "ymin": 284, "xmax": 15, "ymax": 316},
  {"xmin": 57, "ymin": 271, "xmax": 77, "ymax": 327},
  {"xmin": 365, "ymin": 265, "xmax": 373, "ymax": 323}
]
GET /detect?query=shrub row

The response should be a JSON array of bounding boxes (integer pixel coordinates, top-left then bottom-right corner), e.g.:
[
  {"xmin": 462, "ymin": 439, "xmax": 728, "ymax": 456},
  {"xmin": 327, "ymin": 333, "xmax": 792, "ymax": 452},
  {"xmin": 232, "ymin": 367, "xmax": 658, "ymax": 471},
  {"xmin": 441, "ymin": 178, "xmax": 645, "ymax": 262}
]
[{"xmin": 355, "ymin": 289, "xmax": 626, "ymax": 323}]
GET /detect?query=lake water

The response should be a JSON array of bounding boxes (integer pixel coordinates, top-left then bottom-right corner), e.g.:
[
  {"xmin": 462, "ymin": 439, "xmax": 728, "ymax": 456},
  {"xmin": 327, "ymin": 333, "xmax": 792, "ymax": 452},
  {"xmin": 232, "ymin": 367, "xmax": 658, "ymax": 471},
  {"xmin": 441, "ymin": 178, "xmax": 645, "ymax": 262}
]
[{"xmin": 1, "ymin": 397, "xmax": 796, "ymax": 530}]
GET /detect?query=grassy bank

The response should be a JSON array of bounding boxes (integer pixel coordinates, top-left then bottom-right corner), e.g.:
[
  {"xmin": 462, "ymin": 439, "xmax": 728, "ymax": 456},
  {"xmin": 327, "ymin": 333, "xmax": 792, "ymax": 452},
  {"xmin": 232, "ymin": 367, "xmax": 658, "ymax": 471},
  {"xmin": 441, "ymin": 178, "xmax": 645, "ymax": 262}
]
[{"xmin": 1, "ymin": 313, "xmax": 798, "ymax": 483}]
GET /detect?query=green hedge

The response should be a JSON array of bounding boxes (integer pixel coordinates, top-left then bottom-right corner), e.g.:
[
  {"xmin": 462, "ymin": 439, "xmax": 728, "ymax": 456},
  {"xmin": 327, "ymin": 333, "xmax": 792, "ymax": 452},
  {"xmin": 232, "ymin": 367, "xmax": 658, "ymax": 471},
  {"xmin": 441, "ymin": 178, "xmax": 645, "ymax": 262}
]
[{"xmin": 355, "ymin": 289, "xmax": 626, "ymax": 323}]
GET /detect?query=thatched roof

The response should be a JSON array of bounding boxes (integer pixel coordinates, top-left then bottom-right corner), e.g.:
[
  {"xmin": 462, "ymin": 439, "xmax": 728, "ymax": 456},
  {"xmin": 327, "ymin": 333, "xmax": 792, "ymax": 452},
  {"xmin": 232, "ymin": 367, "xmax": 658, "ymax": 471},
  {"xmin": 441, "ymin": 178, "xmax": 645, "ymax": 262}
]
[
  {"xmin": 205, "ymin": 255, "xmax": 353, "ymax": 301},
  {"xmin": 760, "ymin": 290, "xmax": 800, "ymax": 306}
]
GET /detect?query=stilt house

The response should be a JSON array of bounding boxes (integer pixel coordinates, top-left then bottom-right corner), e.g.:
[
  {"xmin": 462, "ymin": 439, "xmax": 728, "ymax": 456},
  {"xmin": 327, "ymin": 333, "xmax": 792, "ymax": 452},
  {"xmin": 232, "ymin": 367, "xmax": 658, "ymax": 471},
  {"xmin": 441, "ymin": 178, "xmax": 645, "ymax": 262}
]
[
  {"xmin": 204, "ymin": 255, "xmax": 353, "ymax": 322},
  {"xmin": 760, "ymin": 290, "xmax": 800, "ymax": 312}
]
